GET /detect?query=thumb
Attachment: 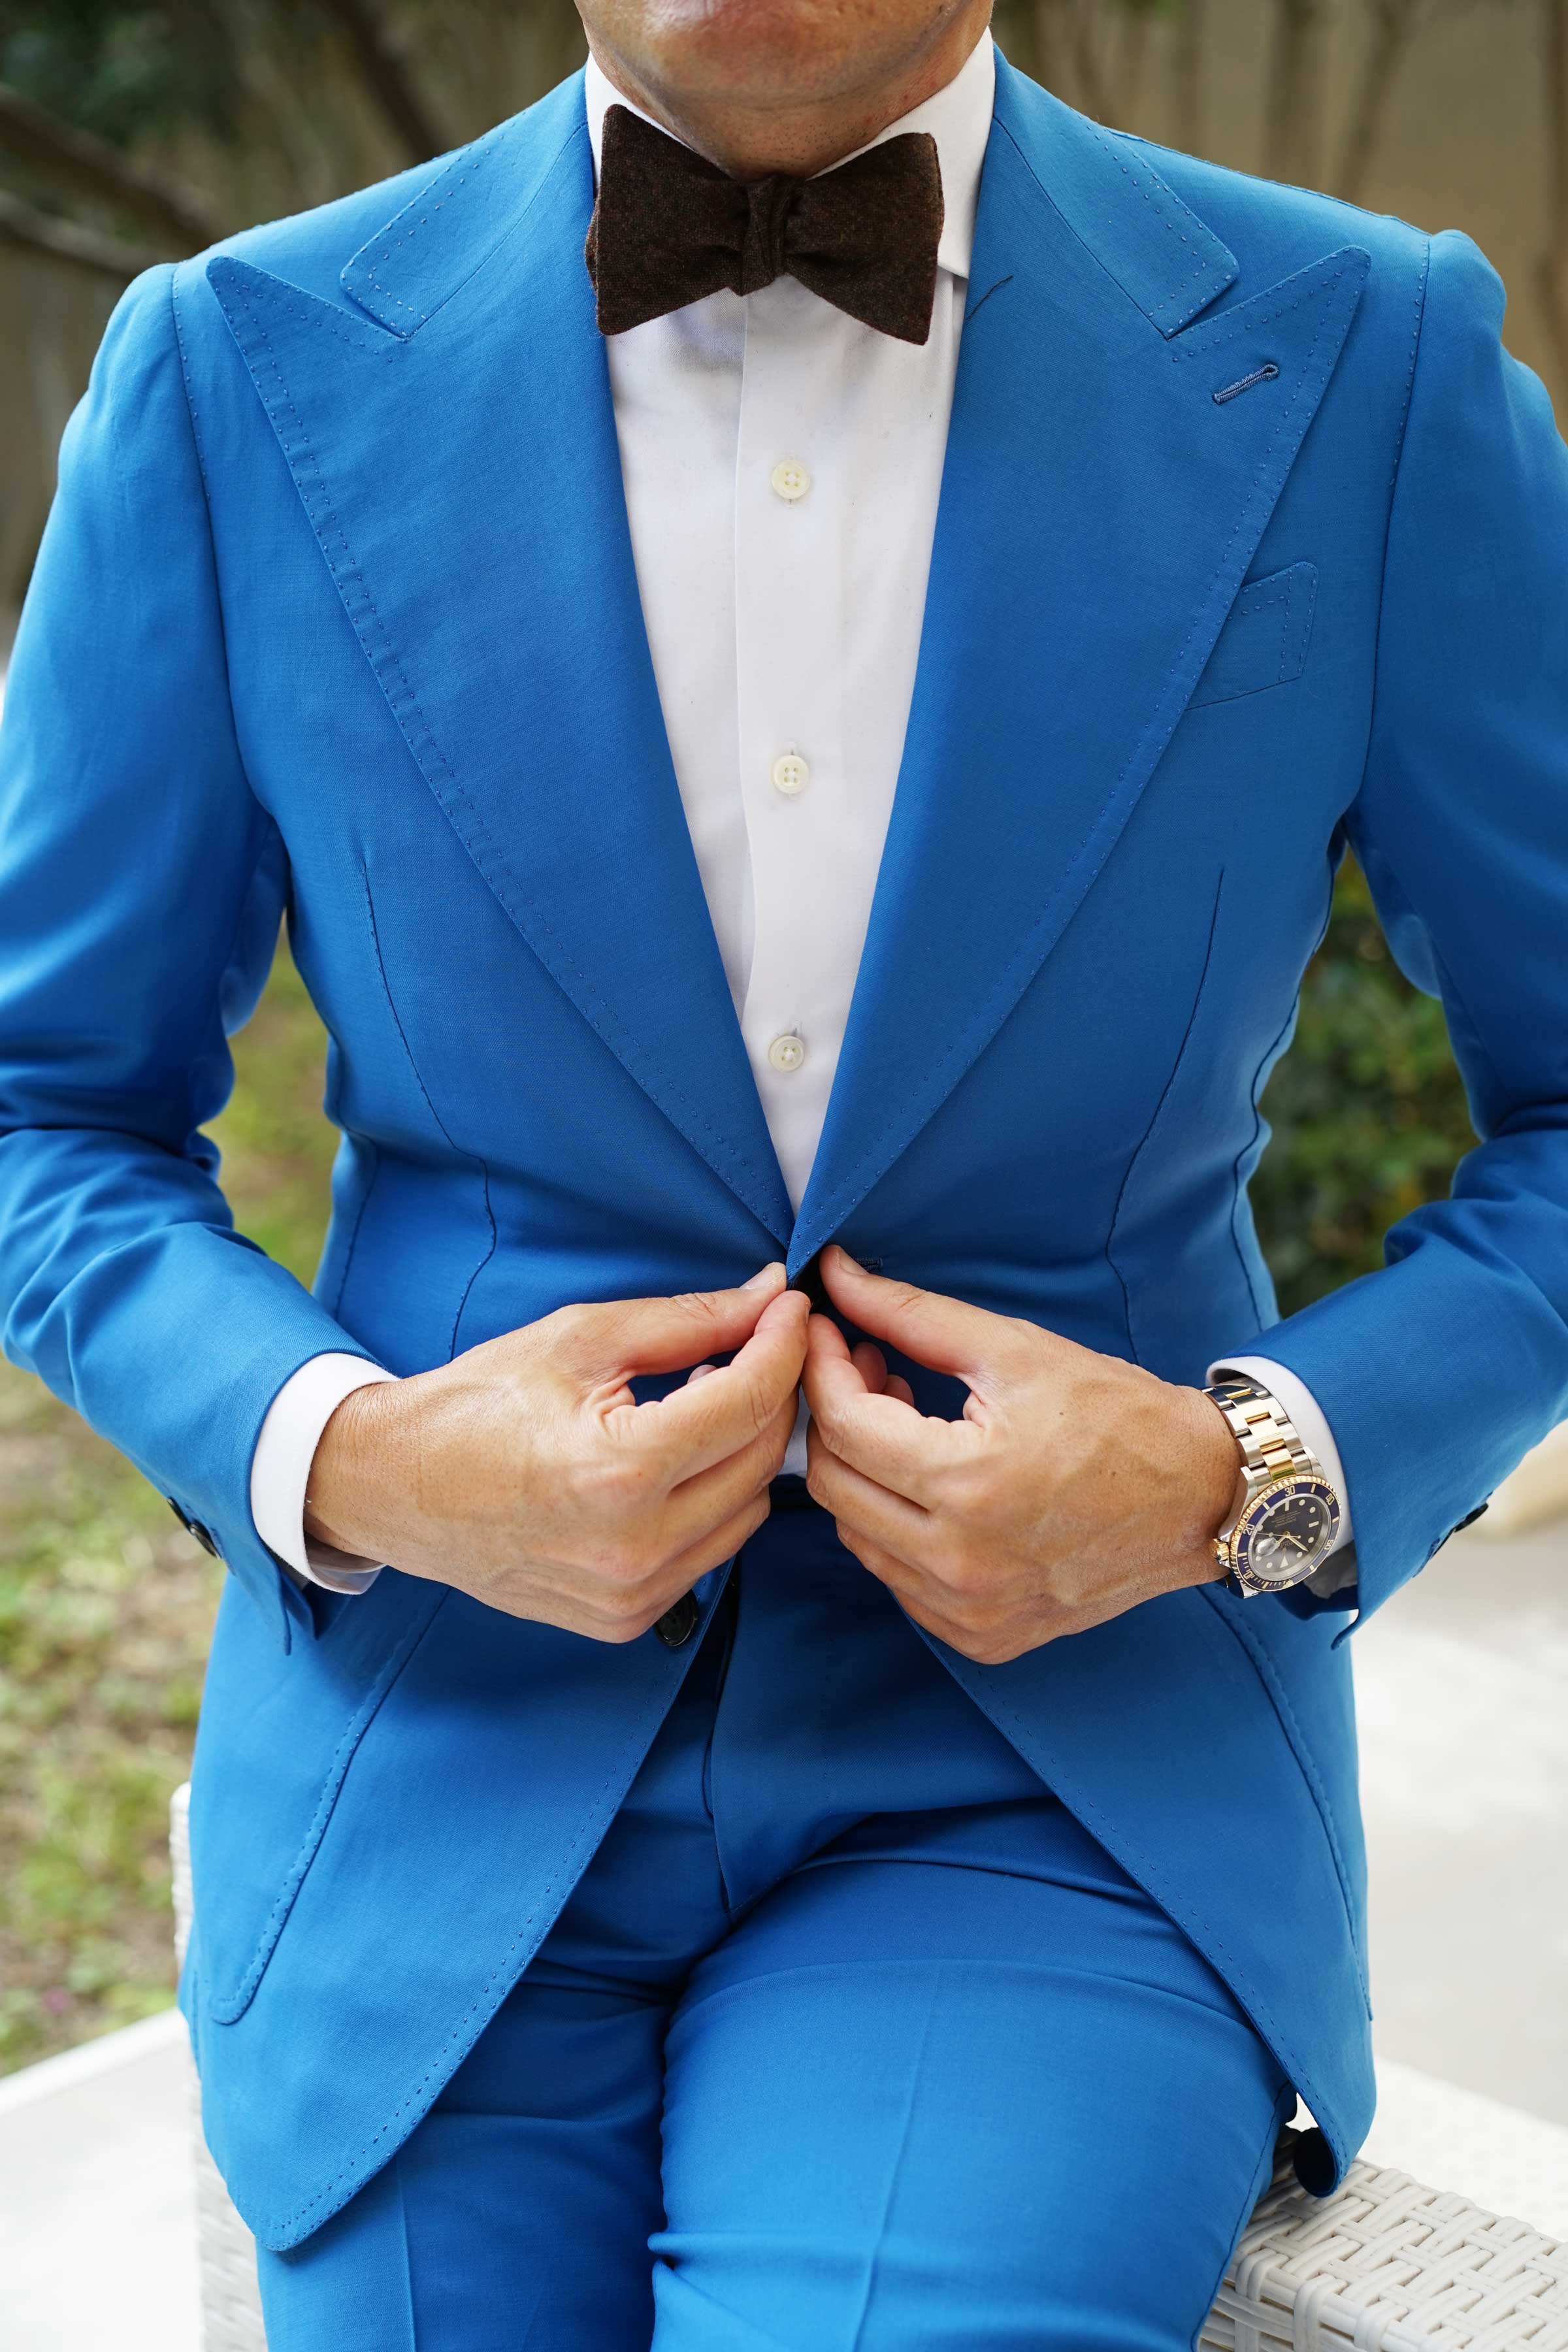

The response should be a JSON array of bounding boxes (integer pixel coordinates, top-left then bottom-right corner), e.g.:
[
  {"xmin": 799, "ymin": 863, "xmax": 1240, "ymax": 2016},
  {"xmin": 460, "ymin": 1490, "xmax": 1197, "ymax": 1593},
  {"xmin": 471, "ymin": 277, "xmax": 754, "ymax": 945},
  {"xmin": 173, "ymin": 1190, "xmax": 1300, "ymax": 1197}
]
[
  {"xmin": 817, "ymin": 1247, "xmax": 1027, "ymax": 1388},
  {"xmin": 570, "ymin": 1264, "xmax": 789, "ymax": 1381}
]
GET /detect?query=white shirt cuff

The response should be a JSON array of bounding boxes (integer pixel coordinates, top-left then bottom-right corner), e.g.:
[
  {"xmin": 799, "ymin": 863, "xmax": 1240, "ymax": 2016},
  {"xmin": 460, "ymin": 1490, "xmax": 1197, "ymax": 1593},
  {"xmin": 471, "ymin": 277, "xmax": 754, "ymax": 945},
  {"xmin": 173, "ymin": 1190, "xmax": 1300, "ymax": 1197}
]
[
  {"xmin": 1207, "ymin": 1354, "xmax": 1357, "ymax": 1599},
  {"xmin": 251, "ymin": 1354, "xmax": 398, "ymax": 1593}
]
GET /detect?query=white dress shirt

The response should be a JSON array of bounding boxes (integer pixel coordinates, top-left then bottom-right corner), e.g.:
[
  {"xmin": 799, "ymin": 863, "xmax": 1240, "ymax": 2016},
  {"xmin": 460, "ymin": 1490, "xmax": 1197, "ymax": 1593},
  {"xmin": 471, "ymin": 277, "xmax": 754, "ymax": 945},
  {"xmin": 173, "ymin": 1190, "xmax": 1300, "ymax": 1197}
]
[{"xmin": 252, "ymin": 32, "xmax": 1353, "ymax": 1592}]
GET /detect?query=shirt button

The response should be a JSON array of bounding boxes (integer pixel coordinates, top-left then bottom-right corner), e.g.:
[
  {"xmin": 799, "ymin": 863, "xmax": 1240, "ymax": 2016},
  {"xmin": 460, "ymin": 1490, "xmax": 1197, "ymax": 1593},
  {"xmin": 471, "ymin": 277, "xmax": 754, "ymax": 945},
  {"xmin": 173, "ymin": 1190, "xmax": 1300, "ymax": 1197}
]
[
  {"xmin": 768, "ymin": 1032, "xmax": 807, "ymax": 1073},
  {"xmin": 770, "ymin": 458, "xmax": 811, "ymax": 502},
  {"xmin": 771, "ymin": 753, "xmax": 810, "ymax": 797}
]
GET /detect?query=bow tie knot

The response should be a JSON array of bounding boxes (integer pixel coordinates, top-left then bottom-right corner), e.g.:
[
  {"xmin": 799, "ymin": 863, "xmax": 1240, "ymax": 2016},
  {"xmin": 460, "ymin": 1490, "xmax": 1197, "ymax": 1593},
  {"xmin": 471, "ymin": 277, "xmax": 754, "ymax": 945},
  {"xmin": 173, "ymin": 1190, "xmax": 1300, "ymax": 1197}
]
[
  {"xmin": 586, "ymin": 104, "xmax": 945, "ymax": 345},
  {"xmin": 740, "ymin": 173, "xmax": 796, "ymax": 297}
]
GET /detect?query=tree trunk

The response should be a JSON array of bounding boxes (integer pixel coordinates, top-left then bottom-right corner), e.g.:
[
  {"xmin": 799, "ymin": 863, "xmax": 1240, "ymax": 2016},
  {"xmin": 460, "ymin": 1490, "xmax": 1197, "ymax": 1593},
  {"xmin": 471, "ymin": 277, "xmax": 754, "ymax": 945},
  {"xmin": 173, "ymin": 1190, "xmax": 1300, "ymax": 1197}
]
[
  {"xmin": 1031, "ymin": 0, "xmax": 1071, "ymax": 94},
  {"xmin": 1068, "ymin": 0, "xmax": 1111, "ymax": 123},
  {"xmin": 1112, "ymin": 5, "xmax": 1156, "ymax": 125},
  {"xmin": 0, "ymin": 81, "xmax": 219, "ymax": 250},
  {"xmin": 1264, "ymin": 0, "xmax": 1331, "ymax": 189},
  {"xmin": 1172, "ymin": 0, "xmax": 1207, "ymax": 157},
  {"xmin": 315, "ymin": 0, "xmax": 452, "ymax": 165},
  {"xmin": 1542, "ymin": 0, "xmax": 1568, "ymax": 385},
  {"xmin": 1337, "ymin": 0, "xmax": 1420, "ymax": 204}
]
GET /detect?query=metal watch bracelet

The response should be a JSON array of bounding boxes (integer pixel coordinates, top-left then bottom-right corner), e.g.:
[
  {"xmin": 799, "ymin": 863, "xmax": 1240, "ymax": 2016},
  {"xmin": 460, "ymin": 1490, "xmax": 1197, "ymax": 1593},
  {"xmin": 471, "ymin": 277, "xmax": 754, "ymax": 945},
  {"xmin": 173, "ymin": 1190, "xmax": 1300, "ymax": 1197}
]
[
  {"xmin": 1203, "ymin": 1377, "xmax": 1340, "ymax": 1595},
  {"xmin": 1205, "ymin": 1378, "xmax": 1316, "ymax": 1490}
]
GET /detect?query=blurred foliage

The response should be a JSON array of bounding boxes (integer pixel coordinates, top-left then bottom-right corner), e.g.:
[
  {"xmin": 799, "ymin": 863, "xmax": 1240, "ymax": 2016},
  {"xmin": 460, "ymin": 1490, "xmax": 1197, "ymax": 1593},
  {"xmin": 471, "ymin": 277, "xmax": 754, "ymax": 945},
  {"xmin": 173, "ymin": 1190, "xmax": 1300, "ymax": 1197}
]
[
  {"xmin": 1253, "ymin": 860, "xmax": 1475, "ymax": 1314},
  {"xmin": 0, "ymin": 0, "xmax": 591, "ymax": 242},
  {"xmin": 0, "ymin": 3, "xmax": 239, "ymax": 148}
]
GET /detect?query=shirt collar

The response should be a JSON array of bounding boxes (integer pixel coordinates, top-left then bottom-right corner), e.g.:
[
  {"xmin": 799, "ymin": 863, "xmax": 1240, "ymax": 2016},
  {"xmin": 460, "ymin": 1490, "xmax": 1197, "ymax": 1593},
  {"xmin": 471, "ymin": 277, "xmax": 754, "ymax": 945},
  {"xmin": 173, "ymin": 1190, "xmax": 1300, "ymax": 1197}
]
[{"xmin": 583, "ymin": 28, "xmax": 994, "ymax": 284}]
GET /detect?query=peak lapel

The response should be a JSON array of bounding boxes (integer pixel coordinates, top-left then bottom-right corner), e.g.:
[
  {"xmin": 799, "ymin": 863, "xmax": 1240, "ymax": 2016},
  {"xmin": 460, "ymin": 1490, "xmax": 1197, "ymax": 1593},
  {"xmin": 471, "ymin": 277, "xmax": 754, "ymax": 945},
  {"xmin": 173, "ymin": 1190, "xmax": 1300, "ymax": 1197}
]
[
  {"xmin": 790, "ymin": 65, "xmax": 1367, "ymax": 1273},
  {"xmin": 207, "ymin": 79, "xmax": 794, "ymax": 1249}
]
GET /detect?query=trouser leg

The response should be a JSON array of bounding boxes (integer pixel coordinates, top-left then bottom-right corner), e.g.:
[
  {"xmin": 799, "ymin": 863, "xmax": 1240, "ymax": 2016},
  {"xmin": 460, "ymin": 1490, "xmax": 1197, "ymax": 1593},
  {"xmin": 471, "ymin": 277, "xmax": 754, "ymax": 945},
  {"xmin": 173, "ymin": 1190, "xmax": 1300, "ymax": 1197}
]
[
  {"xmin": 652, "ymin": 1850, "xmax": 1291, "ymax": 2352},
  {"xmin": 253, "ymin": 1604, "xmax": 736, "ymax": 2351},
  {"xmin": 254, "ymin": 1971, "xmax": 671, "ymax": 2350}
]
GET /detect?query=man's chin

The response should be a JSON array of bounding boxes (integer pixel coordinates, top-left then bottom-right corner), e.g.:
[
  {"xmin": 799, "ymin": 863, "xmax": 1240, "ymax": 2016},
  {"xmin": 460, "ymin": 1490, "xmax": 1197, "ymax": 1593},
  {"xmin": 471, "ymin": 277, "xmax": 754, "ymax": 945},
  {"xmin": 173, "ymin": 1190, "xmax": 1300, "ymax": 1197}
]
[{"xmin": 589, "ymin": 0, "xmax": 962, "ymax": 114}]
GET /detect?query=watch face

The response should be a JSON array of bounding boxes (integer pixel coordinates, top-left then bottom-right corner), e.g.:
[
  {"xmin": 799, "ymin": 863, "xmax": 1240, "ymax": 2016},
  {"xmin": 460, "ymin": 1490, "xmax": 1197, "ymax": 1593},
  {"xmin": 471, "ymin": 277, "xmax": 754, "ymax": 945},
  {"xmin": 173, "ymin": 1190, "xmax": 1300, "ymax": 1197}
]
[{"xmin": 1235, "ymin": 1477, "xmax": 1341, "ymax": 1588}]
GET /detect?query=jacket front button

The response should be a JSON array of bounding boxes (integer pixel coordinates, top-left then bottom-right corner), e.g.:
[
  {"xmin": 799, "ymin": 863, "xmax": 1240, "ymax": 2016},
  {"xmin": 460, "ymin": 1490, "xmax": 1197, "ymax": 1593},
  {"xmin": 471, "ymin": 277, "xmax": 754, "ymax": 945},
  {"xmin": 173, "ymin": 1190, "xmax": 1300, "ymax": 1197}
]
[{"xmin": 655, "ymin": 1593, "xmax": 699, "ymax": 1649}]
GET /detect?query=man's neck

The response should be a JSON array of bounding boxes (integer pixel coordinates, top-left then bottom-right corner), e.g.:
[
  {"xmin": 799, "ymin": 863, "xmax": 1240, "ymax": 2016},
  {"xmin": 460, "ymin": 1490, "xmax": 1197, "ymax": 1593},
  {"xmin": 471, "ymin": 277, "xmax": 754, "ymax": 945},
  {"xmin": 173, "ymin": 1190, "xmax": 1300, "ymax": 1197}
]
[{"xmin": 584, "ymin": 2, "xmax": 992, "ymax": 181}]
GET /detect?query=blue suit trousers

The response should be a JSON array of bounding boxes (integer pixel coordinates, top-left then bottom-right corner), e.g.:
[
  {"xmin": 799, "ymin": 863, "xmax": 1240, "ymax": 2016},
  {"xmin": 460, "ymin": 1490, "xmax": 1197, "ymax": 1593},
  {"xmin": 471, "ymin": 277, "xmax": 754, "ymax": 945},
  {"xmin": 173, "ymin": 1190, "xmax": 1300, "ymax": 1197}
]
[{"xmin": 256, "ymin": 1503, "xmax": 1291, "ymax": 2349}]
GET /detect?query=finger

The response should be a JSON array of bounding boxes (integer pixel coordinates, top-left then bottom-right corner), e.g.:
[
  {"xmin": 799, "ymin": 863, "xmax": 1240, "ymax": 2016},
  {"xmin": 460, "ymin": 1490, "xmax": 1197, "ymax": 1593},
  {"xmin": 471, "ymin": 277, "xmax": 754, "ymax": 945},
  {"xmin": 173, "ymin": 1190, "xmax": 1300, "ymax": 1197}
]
[
  {"xmin": 686, "ymin": 1362, "xmax": 717, "ymax": 1382},
  {"xmin": 827, "ymin": 1526, "xmax": 910, "ymax": 1595},
  {"xmin": 570, "ymin": 1264, "xmax": 788, "ymax": 1382},
  {"xmin": 802, "ymin": 1313, "xmax": 962, "ymax": 1502},
  {"xmin": 806, "ymin": 1429, "xmax": 936, "ymax": 1561},
  {"xmin": 851, "ymin": 1339, "xmax": 914, "ymax": 1408},
  {"xmin": 822, "ymin": 1527, "xmax": 966, "ymax": 1639},
  {"xmin": 659, "ymin": 1392, "xmax": 798, "ymax": 1550},
  {"xmin": 526, "ymin": 1439, "xmax": 785, "ymax": 1646},
  {"xmin": 617, "ymin": 1287, "xmax": 808, "ymax": 1479},
  {"xmin": 825, "ymin": 1527, "xmax": 1019, "ymax": 1664},
  {"xmin": 653, "ymin": 1488, "xmax": 775, "ymax": 1594},
  {"xmin": 818, "ymin": 1247, "xmax": 1029, "ymax": 1388}
]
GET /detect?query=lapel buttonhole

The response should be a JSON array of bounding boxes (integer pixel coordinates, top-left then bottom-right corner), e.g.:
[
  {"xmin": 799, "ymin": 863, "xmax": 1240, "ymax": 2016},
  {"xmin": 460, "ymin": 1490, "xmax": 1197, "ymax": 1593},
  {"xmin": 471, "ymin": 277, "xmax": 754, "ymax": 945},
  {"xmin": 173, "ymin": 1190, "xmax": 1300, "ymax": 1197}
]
[{"xmin": 1213, "ymin": 362, "xmax": 1282, "ymax": 406}]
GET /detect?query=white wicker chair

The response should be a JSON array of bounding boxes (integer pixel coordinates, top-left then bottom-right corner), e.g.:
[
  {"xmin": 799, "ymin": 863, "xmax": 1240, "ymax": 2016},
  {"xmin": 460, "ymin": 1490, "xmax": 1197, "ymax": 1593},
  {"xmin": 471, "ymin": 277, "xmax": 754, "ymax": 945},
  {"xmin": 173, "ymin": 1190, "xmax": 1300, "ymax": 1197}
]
[
  {"xmin": 171, "ymin": 1784, "xmax": 267, "ymax": 2350},
  {"xmin": 169, "ymin": 1785, "xmax": 1568, "ymax": 2351},
  {"xmin": 1199, "ymin": 2153, "xmax": 1568, "ymax": 2350}
]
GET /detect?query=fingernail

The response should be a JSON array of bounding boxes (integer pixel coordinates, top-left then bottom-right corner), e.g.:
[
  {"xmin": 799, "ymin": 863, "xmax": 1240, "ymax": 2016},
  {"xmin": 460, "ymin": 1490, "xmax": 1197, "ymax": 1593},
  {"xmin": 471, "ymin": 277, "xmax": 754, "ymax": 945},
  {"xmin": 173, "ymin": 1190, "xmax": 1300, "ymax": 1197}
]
[{"xmin": 743, "ymin": 1264, "xmax": 783, "ymax": 1292}]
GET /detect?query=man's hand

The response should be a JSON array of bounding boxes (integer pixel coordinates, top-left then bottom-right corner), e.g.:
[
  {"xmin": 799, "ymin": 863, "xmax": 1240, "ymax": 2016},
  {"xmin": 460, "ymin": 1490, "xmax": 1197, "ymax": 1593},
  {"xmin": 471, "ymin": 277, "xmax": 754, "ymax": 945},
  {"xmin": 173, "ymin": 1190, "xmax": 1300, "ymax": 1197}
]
[
  {"xmin": 305, "ymin": 1266, "xmax": 808, "ymax": 1640},
  {"xmin": 802, "ymin": 1249, "xmax": 1241, "ymax": 1663}
]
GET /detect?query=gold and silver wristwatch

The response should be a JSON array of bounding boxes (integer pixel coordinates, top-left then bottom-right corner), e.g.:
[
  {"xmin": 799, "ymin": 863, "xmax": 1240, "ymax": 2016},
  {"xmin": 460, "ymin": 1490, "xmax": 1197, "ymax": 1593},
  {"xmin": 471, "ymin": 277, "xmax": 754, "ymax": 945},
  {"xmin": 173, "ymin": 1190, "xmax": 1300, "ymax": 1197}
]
[{"xmin": 1203, "ymin": 1377, "xmax": 1343, "ymax": 1598}]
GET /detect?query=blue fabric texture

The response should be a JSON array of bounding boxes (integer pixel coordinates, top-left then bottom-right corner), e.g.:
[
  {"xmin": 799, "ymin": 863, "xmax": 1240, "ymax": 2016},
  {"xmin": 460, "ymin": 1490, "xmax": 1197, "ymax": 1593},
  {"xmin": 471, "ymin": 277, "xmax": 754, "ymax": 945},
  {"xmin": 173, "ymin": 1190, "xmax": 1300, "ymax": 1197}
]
[
  {"xmin": 255, "ymin": 1516, "xmax": 1293, "ymax": 2349},
  {"xmin": 1, "ymin": 53, "xmax": 1566, "ymax": 2248}
]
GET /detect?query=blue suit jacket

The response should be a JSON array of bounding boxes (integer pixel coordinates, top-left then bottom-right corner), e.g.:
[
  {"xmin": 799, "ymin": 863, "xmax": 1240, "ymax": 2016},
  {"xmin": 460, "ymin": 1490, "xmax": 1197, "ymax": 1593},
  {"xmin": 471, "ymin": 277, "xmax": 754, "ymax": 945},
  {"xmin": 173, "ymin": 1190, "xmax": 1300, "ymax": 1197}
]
[{"xmin": 3, "ymin": 58, "xmax": 1567, "ymax": 2251}]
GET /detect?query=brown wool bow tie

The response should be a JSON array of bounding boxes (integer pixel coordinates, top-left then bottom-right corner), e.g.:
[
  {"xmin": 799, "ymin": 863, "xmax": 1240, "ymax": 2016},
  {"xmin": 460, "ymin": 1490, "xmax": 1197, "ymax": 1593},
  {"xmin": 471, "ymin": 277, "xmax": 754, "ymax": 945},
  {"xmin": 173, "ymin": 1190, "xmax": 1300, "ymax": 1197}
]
[{"xmin": 585, "ymin": 104, "xmax": 945, "ymax": 346}]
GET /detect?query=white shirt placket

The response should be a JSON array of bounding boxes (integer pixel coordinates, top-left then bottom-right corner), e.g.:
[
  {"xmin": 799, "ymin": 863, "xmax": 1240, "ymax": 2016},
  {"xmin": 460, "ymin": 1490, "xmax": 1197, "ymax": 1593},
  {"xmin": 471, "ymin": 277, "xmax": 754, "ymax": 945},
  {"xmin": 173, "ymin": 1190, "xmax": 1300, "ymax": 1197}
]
[{"xmin": 734, "ymin": 278, "xmax": 857, "ymax": 1215}]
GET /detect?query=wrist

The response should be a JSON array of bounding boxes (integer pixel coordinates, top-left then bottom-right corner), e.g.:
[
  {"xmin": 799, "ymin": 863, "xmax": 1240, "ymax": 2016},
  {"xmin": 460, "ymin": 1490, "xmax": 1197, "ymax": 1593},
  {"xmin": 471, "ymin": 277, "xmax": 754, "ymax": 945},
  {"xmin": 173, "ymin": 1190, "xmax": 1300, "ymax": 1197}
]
[{"xmin": 304, "ymin": 1377, "xmax": 410, "ymax": 1561}]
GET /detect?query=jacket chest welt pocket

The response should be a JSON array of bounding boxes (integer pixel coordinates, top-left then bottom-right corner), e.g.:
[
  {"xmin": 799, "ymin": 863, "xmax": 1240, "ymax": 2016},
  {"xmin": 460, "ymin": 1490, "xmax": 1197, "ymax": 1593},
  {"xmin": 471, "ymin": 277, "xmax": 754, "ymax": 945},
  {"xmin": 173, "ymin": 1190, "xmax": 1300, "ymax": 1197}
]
[{"xmin": 1190, "ymin": 561, "xmax": 1318, "ymax": 709}]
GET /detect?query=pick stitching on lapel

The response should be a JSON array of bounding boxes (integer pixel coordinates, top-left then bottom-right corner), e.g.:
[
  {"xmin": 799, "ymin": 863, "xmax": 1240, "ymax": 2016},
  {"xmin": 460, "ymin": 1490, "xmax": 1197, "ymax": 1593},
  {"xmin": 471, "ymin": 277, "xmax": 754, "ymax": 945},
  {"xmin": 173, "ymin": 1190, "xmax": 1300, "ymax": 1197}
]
[
  {"xmin": 206, "ymin": 78, "xmax": 794, "ymax": 1251},
  {"xmin": 786, "ymin": 63, "xmax": 1369, "ymax": 1274}
]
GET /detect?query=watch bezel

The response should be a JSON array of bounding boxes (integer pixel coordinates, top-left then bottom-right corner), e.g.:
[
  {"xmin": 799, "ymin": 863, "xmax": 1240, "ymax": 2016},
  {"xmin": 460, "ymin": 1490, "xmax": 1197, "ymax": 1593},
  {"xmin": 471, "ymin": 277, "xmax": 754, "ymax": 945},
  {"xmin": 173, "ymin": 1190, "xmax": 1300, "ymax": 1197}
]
[{"xmin": 1232, "ymin": 1473, "xmax": 1343, "ymax": 1589}]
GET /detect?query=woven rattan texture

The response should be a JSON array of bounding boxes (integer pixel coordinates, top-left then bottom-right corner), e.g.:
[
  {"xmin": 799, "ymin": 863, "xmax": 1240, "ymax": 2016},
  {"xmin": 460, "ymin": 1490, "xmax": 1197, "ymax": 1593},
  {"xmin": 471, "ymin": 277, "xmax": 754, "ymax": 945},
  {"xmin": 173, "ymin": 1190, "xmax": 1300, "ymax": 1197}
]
[
  {"xmin": 1200, "ymin": 2154, "xmax": 1568, "ymax": 2350},
  {"xmin": 172, "ymin": 1784, "xmax": 266, "ymax": 2349},
  {"xmin": 189, "ymin": 2066, "xmax": 268, "ymax": 2352}
]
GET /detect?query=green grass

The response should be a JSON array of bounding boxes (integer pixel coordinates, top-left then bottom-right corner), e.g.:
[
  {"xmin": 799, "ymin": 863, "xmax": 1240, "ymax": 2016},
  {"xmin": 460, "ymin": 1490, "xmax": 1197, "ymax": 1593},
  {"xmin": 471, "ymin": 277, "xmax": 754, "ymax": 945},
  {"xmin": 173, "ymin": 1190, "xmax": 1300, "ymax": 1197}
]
[{"xmin": 0, "ymin": 876, "xmax": 1477, "ymax": 2074}]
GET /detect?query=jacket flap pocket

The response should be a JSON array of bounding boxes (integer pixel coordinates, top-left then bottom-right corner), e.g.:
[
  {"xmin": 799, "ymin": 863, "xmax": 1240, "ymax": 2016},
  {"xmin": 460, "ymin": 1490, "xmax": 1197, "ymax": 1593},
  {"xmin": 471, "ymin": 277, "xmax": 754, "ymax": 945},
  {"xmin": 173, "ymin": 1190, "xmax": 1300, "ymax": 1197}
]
[
  {"xmin": 1190, "ymin": 561, "xmax": 1317, "ymax": 708},
  {"xmin": 195, "ymin": 1583, "xmax": 448, "ymax": 2025}
]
